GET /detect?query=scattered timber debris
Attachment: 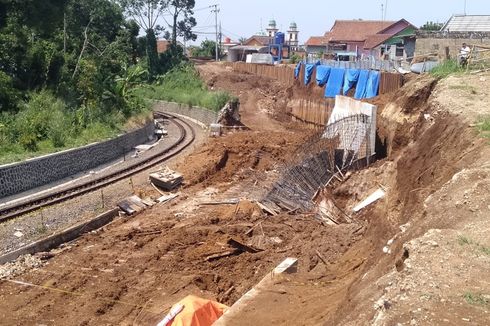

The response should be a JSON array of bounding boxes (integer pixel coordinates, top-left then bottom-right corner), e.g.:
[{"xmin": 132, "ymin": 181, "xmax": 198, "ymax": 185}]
[
  {"xmin": 200, "ymin": 198, "xmax": 240, "ymax": 206},
  {"xmin": 204, "ymin": 237, "xmax": 263, "ymax": 262},
  {"xmin": 118, "ymin": 195, "xmax": 147, "ymax": 215},
  {"xmin": 157, "ymin": 193, "xmax": 180, "ymax": 204}
]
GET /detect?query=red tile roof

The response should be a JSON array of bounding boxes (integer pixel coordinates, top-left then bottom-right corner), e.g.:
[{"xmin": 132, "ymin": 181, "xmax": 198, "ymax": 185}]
[
  {"xmin": 305, "ymin": 36, "xmax": 328, "ymax": 46},
  {"xmin": 327, "ymin": 20, "xmax": 395, "ymax": 43},
  {"xmin": 363, "ymin": 34, "xmax": 393, "ymax": 49},
  {"xmin": 243, "ymin": 35, "xmax": 272, "ymax": 46},
  {"xmin": 157, "ymin": 40, "xmax": 171, "ymax": 53}
]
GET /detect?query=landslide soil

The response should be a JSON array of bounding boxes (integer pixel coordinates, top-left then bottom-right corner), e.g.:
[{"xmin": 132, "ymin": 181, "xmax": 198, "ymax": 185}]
[
  {"xmin": 0, "ymin": 64, "xmax": 489, "ymax": 326},
  {"xmin": 0, "ymin": 63, "xmax": 325, "ymax": 325}
]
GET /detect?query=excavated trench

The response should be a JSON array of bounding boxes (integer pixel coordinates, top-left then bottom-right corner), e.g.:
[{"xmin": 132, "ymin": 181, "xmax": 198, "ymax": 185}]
[
  {"xmin": 211, "ymin": 74, "xmax": 486, "ymax": 325},
  {"xmin": 324, "ymin": 76, "xmax": 484, "ymax": 324}
]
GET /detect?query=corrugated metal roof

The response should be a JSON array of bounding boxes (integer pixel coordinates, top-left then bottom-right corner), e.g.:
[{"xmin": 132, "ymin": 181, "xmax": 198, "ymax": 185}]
[{"xmin": 442, "ymin": 15, "xmax": 490, "ymax": 32}]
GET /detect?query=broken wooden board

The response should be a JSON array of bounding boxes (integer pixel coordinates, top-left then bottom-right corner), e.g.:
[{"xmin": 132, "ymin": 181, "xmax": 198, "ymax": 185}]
[
  {"xmin": 205, "ymin": 250, "xmax": 239, "ymax": 261},
  {"xmin": 227, "ymin": 238, "xmax": 262, "ymax": 254},
  {"xmin": 157, "ymin": 193, "xmax": 180, "ymax": 204},
  {"xmin": 199, "ymin": 198, "xmax": 240, "ymax": 206}
]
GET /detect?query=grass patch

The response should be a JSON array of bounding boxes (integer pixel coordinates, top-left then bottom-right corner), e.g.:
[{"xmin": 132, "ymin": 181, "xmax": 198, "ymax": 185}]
[
  {"xmin": 476, "ymin": 116, "xmax": 490, "ymax": 139},
  {"xmin": 137, "ymin": 63, "xmax": 234, "ymax": 112},
  {"xmin": 457, "ymin": 235, "xmax": 490, "ymax": 256},
  {"xmin": 463, "ymin": 292, "xmax": 489, "ymax": 306},
  {"xmin": 430, "ymin": 60, "xmax": 465, "ymax": 79},
  {"xmin": 458, "ymin": 235, "xmax": 473, "ymax": 246},
  {"xmin": 480, "ymin": 246, "xmax": 490, "ymax": 255}
]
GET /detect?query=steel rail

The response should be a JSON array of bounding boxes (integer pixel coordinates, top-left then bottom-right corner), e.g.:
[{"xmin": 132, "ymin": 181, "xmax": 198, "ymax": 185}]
[{"xmin": 0, "ymin": 112, "xmax": 196, "ymax": 223}]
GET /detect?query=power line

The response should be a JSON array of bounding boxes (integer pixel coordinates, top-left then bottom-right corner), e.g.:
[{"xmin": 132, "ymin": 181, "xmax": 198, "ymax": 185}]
[{"xmin": 210, "ymin": 4, "xmax": 220, "ymax": 61}]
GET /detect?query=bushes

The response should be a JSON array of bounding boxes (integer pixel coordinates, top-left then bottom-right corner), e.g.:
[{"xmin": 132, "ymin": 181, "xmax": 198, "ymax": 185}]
[
  {"xmin": 140, "ymin": 63, "xmax": 234, "ymax": 112},
  {"xmin": 0, "ymin": 89, "xmax": 144, "ymax": 164},
  {"xmin": 430, "ymin": 59, "xmax": 465, "ymax": 79}
]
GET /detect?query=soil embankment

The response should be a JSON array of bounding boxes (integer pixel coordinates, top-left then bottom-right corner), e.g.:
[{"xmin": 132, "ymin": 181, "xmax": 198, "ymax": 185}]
[{"xmin": 0, "ymin": 63, "xmax": 488, "ymax": 325}]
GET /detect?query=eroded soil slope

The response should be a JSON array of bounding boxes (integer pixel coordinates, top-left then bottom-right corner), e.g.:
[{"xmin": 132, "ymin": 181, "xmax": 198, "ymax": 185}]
[{"xmin": 0, "ymin": 64, "xmax": 489, "ymax": 326}]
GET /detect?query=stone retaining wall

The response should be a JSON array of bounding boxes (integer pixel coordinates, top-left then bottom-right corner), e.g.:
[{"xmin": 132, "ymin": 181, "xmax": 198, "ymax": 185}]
[
  {"xmin": 0, "ymin": 122, "xmax": 155, "ymax": 199},
  {"xmin": 154, "ymin": 101, "xmax": 218, "ymax": 127}
]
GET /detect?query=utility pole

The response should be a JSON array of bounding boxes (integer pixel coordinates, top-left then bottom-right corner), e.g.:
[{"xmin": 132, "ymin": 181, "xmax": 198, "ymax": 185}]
[
  {"xmin": 219, "ymin": 21, "xmax": 223, "ymax": 60},
  {"xmin": 210, "ymin": 4, "xmax": 220, "ymax": 61}
]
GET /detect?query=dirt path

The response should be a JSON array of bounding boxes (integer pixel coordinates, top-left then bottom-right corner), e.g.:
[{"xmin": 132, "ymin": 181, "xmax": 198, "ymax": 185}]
[{"xmin": 197, "ymin": 62, "xmax": 288, "ymax": 132}]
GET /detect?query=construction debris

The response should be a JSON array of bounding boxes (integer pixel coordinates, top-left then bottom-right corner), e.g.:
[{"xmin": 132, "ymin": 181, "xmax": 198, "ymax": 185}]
[
  {"xmin": 200, "ymin": 198, "xmax": 240, "ymax": 206},
  {"xmin": 227, "ymin": 238, "xmax": 262, "ymax": 253},
  {"xmin": 353, "ymin": 189, "xmax": 386, "ymax": 213},
  {"xmin": 149, "ymin": 166, "xmax": 183, "ymax": 191},
  {"xmin": 157, "ymin": 193, "xmax": 180, "ymax": 204},
  {"xmin": 205, "ymin": 250, "xmax": 239, "ymax": 261},
  {"xmin": 117, "ymin": 195, "xmax": 148, "ymax": 215}
]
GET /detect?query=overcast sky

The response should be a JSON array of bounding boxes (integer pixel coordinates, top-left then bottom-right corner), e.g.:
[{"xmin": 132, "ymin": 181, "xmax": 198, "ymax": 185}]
[{"xmin": 187, "ymin": 0, "xmax": 490, "ymax": 44}]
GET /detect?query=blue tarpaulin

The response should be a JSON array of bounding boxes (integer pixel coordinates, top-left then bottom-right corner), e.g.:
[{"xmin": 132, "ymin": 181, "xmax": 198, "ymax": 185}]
[
  {"xmin": 343, "ymin": 69, "xmax": 360, "ymax": 95},
  {"xmin": 354, "ymin": 70, "xmax": 370, "ymax": 100},
  {"xmin": 294, "ymin": 62, "xmax": 302, "ymax": 79},
  {"xmin": 304, "ymin": 64, "xmax": 316, "ymax": 85},
  {"xmin": 316, "ymin": 66, "xmax": 331, "ymax": 86},
  {"xmin": 325, "ymin": 68, "xmax": 345, "ymax": 98},
  {"xmin": 365, "ymin": 70, "xmax": 381, "ymax": 99}
]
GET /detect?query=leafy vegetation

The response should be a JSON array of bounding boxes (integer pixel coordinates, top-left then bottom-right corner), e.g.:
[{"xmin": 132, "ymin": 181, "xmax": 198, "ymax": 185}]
[
  {"xmin": 420, "ymin": 21, "xmax": 444, "ymax": 31},
  {"xmin": 0, "ymin": 0, "xmax": 212, "ymax": 165},
  {"xmin": 191, "ymin": 40, "xmax": 221, "ymax": 59},
  {"xmin": 430, "ymin": 60, "xmax": 465, "ymax": 79},
  {"xmin": 137, "ymin": 64, "xmax": 233, "ymax": 112},
  {"xmin": 463, "ymin": 292, "xmax": 489, "ymax": 306},
  {"xmin": 290, "ymin": 53, "xmax": 303, "ymax": 64},
  {"xmin": 477, "ymin": 116, "xmax": 490, "ymax": 139}
]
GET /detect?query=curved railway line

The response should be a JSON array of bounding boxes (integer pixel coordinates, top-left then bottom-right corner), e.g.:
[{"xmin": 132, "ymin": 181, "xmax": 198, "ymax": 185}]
[{"xmin": 0, "ymin": 112, "xmax": 197, "ymax": 223}]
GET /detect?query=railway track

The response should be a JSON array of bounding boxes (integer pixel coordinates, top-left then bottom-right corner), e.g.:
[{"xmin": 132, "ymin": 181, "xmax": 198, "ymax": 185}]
[{"xmin": 0, "ymin": 112, "xmax": 196, "ymax": 223}]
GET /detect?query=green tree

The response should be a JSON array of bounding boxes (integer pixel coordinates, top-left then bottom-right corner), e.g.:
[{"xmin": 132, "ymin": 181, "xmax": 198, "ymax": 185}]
[
  {"xmin": 119, "ymin": 0, "xmax": 167, "ymax": 80},
  {"xmin": 420, "ymin": 21, "xmax": 443, "ymax": 31},
  {"xmin": 192, "ymin": 40, "xmax": 219, "ymax": 58},
  {"xmin": 163, "ymin": 0, "xmax": 197, "ymax": 45}
]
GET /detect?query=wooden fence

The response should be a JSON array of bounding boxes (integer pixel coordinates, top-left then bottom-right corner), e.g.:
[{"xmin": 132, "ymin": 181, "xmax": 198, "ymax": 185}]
[
  {"xmin": 229, "ymin": 62, "xmax": 403, "ymax": 128},
  {"xmin": 231, "ymin": 62, "xmax": 296, "ymax": 86}
]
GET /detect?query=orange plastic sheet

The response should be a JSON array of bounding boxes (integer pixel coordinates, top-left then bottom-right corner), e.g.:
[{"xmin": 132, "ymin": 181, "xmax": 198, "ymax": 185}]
[{"xmin": 159, "ymin": 295, "xmax": 228, "ymax": 326}]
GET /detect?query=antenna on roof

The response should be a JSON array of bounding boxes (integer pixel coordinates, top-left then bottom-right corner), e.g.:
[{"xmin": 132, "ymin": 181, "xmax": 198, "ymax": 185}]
[
  {"xmin": 381, "ymin": 3, "xmax": 384, "ymax": 21},
  {"xmin": 464, "ymin": 0, "xmax": 467, "ymax": 15}
]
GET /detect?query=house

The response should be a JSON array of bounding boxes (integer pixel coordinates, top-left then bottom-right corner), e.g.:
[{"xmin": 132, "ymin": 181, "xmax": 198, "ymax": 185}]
[
  {"xmin": 157, "ymin": 40, "xmax": 184, "ymax": 53},
  {"xmin": 305, "ymin": 35, "xmax": 328, "ymax": 54},
  {"xmin": 325, "ymin": 20, "xmax": 395, "ymax": 56},
  {"xmin": 242, "ymin": 35, "xmax": 272, "ymax": 47},
  {"xmin": 305, "ymin": 19, "xmax": 416, "ymax": 61},
  {"xmin": 222, "ymin": 37, "xmax": 239, "ymax": 55},
  {"xmin": 363, "ymin": 19, "xmax": 417, "ymax": 60},
  {"xmin": 442, "ymin": 15, "xmax": 490, "ymax": 32}
]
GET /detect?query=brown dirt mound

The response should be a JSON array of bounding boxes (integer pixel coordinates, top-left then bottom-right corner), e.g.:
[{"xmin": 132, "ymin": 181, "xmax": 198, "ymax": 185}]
[{"xmin": 177, "ymin": 130, "xmax": 312, "ymax": 188}]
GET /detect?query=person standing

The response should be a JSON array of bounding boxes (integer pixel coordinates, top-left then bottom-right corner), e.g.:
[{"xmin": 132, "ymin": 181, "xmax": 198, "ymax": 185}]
[{"xmin": 460, "ymin": 43, "xmax": 471, "ymax": 67}]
